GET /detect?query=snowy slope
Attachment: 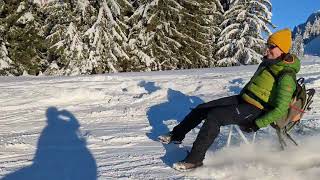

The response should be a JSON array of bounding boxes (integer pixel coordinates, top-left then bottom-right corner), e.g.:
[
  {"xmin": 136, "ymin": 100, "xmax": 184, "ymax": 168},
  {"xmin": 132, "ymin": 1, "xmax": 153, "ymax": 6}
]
[
  {"xmin": 305, "ymin": 37, "xmax": 320, "ymax": 56},
  {"xmin": 0, "ymin": 57, "xmax": 320, "ymax": 179}
]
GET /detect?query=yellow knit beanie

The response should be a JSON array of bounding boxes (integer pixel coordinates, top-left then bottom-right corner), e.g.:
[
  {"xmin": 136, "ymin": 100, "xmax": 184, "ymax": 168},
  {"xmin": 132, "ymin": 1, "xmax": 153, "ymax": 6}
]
[{"xmin": 267, "ymin": 28, "xmax": 292, "ymax": 53}]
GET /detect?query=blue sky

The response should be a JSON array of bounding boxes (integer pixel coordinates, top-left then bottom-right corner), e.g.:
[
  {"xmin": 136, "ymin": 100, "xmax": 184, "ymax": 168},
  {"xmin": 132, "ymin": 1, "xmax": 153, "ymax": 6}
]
[{"xmin": 271, "ymin": 0, "xmax": 320, "ymax": 31}]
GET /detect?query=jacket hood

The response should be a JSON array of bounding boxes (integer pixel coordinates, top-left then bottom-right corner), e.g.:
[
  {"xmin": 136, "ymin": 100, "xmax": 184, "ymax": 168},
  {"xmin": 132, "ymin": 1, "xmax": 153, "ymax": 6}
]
[
  {"xmin": 276, "ymin": 54, "xmax": 301, "ymax": 73},
  {"xmin": 262, "ymin": 54, "xmax": 301, "ymax": 73}
]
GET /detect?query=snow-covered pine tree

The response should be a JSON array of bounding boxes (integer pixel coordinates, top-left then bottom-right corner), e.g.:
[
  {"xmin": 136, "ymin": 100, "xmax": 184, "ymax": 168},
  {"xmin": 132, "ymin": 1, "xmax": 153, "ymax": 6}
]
[
  {"xmin": 102, "ymin": 0, "xmax": 132, "ymax": 72},
  {"xmin": 310, "ymin": 17, "xmax": 320, "ymax": 37},
  {"xmin": 303, "ymin": 22, "xmax": 312, "ymax": 40},
  {"xmin": 126, "ymin": 0, "xmax": 158, "ymax": 71},
  {"xmin": 44, "ymin": 1, "xmax": 93, "ymax": 75},
  {"xmin": 0, "ymin": 39, "xmax": 13, "ymax": 75},
  {"xmin": 62, "ymin": 21, "xmax": 88, "ymax": 75},
  {"xmin": 83, "ymin": 2, "xmax": 112, "ymax": 74},
  {"xmin": 0, "ymin": 1, "xmax": 13, "ymax": 75},
  {"xmin": 44, "ymin": 0, "xmax": 133, "ymax": 75},
  {"xmin": 42, "ymin": 1, "xmax": 73, "ymax": 75},
  {"xmin": 63, "ymin": 0, "xmax": 100, "ymax": 75},
  {"xmin": 291, "ymin": 29, "xmax": 304, "ymax": 57},
  {"xmin": 128, "ymin": 0, "xmax": 223, "ymax": 70},
  {"xmin": 82, "ymin": 0, "xmax": 131, "ymax": 74},
  {"xmin": 128, "ymin": 0, "xmax": 182, "ymax": 70},
  {"xmin": 0, "ymin": 0, "xmax": 46, "ymax": 75},
  {"xmin": 216, "ymin": 0, "xmax": 273, "ymax": 66},
  {"xmin": 178, "ymin": 0, "xmax": 224, "ymax": 68}
]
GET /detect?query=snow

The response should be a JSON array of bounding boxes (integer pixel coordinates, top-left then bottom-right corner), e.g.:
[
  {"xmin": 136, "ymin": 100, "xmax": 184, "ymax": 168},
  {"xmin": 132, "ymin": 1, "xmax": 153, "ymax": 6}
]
[
  {"xmin": 108, "ymin": 0, "xmax": 121, "ymax": 17},
  {"xmin": 32, "ymin": 0, "xmax": 56, "ymax": 6},
  {"xmin": 17, "ymin": 12, "xmax": 34, "ymax": 24},
  {"xmin": 77, "ymin": 0, "xmax": 90, "ymax": 16},
  {"xmin": 0, "ymin": 56, "xmax": 320, "ymax": 179},
  {"xmin": 16, "ymin": 3, "xmax": 26, "ymax": 13},
  {"xmin": 103, "ymin": 1, "xmax": 116, "ymax": 25}
]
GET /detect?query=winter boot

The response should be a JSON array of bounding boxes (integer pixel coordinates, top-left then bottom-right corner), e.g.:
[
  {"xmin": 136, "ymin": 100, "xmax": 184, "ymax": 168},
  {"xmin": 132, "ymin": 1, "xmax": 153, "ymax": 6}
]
[
  {"xmin": 158, "ymin": 132, "xmax": 182, "ymax": 144},
  {"xmin": 172, "ymin": 161, "xmax": 203, "ymax": 171}
]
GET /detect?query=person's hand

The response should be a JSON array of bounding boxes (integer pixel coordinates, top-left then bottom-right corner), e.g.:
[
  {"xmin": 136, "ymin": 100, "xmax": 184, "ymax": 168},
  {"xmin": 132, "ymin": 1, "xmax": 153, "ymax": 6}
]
[{"xmin": 240, "ymin": 121, "xmax": 260, "ymax": 133}]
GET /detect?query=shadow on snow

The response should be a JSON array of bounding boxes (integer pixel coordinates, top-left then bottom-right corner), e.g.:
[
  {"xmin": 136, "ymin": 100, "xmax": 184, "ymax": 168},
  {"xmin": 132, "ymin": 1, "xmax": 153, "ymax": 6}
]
[
  {"xmin": 2, "ymin": 107, "xmax": 97, "ymax": 180},
  {"xmin": 138, "ymin": 80, "xmax": 161, "ymax": 94},
  {"xmin": 228, "ymin": 78, "xmax": 245, "ymax": 95},
  {"xmin": 146, "ymin": 88, "xmax": 204, "ymax": 167}
]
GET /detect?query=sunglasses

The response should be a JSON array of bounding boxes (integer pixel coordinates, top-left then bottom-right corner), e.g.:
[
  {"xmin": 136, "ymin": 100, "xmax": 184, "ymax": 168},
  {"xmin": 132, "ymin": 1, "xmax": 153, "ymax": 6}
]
[{"xmin": 267, "ymin": 44, "xmax": 277, "ymax": 50}]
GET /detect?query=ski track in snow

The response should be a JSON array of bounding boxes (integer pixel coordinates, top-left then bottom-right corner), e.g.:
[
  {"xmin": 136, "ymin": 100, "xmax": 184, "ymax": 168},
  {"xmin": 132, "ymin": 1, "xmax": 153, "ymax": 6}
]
[{"xmin": 0, "ymin": 56, "xmax": 320, "ymax": 179}]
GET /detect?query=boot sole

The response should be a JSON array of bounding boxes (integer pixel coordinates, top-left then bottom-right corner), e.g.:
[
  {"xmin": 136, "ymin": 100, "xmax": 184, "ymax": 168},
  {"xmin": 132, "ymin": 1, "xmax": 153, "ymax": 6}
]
[
  {"xmin": 159, "ymin": 140, "xmax": 182, "ymax": 145},
  {"xmin": 172, "ymin": 163, "xmax": 203, "ymax": 172},
  {"xmin": 158, "ymin": 137, "xmax": 182, "ymax": 144}
]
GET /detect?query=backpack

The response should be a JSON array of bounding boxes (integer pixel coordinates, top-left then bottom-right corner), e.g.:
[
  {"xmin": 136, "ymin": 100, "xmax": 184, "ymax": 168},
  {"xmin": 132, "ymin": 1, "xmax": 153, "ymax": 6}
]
[{"xmin": 271, "ymin": 74, "xmax": 315, "ymax": 149}]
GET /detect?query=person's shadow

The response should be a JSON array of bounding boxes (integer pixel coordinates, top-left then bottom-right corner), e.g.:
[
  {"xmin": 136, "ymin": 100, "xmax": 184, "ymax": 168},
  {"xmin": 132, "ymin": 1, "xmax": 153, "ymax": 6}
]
[
  {"xmin": 146, "ymin": 88, "xmax": 204, "ymax": 166},
  {"xmin": 228, "ymin": 78, "xmax": 245, "ymax": 95},
  {"xmin": 2, "ymin": 107, "xmax": 97, "ymax": 180}
]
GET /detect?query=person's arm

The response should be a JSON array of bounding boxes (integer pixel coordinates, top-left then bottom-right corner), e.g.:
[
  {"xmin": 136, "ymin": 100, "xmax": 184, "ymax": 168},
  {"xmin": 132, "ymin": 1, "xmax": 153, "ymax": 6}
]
[
  {"xmin": 60, "ymin": 110, "xmax": 80, "ymax": 128},
  {"xmin": 255, "ymin": 74, "xmax": 296, "ymax": 128}
]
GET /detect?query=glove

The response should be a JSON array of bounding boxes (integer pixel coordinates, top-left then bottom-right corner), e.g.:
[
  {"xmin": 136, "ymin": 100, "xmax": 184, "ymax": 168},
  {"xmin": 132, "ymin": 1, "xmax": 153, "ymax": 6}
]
[{"xmin": 240, "ymin": 121, "xmax": 260, "ymax": 133}]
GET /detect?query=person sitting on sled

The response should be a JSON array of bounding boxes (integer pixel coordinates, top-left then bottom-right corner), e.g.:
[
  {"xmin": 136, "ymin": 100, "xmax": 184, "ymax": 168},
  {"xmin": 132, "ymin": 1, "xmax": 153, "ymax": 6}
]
[{"xmin": 159, "ymin": 28, "xmax": 301, "ymax": 171}]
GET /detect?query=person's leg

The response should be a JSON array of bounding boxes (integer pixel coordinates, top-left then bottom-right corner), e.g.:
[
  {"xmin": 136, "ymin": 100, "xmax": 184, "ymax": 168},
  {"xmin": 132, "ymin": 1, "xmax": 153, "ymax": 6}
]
[
  {"xmin": 171, "ymin": 95, "xmax": 241, "ymax": 141},
  {"xmin": 183, "ymin": 103, "xmax": 263, "ymax": 164}
]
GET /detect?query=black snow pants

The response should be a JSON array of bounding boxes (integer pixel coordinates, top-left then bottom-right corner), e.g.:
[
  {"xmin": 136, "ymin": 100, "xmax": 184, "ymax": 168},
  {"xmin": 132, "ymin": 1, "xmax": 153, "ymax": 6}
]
[{"xmin": 171, "ymin": 95, "xmax": 264, "ymax": 163}]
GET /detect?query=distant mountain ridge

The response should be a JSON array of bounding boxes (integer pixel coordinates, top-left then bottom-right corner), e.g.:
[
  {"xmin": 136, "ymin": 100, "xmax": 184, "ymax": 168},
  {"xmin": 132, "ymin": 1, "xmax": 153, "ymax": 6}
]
[
  {"xmin": 293, "ymin": 11, "xmax": 320, "ymax": 42},
  {"xmin": 292, "ymin": 11, "xmax": 320, "ymax": 56}
]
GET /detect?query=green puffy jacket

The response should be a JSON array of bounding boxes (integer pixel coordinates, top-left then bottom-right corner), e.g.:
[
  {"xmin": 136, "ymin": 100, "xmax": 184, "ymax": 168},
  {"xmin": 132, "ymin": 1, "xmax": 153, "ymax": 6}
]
[{"xmin": 241, "ymin": 54, "xmax": 301, "ymax": 128}]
